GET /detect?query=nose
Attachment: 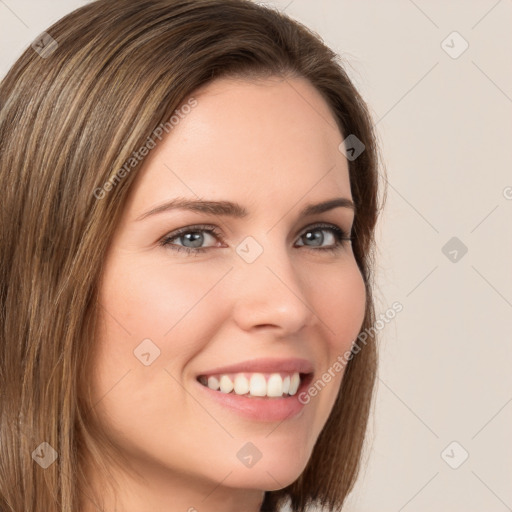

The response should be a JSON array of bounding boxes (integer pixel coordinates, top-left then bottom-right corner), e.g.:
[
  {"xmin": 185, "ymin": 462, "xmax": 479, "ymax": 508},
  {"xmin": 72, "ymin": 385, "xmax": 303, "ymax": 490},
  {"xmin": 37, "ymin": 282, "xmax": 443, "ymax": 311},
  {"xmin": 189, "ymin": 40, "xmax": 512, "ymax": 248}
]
[{"xmin": 230, "ymin": 239, "xmax": 318, "ymax": 336}]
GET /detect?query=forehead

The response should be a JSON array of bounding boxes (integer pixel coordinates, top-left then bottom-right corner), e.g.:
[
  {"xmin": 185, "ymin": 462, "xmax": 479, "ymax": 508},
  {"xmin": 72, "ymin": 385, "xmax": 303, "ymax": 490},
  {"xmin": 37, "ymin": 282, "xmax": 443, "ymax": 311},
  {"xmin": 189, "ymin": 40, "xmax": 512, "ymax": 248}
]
[{"xmin": 127, "ymin": 76, "xmax": 351, "ymax": 214}]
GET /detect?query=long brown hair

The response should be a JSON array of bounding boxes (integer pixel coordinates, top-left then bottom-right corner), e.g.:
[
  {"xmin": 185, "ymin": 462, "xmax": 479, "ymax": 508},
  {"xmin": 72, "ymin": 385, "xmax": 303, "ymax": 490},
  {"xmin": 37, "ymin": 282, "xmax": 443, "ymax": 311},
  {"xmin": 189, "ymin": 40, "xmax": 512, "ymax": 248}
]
[{"xmin": 0, "ymin": 1, "xmax": 385, "ymax": 510}]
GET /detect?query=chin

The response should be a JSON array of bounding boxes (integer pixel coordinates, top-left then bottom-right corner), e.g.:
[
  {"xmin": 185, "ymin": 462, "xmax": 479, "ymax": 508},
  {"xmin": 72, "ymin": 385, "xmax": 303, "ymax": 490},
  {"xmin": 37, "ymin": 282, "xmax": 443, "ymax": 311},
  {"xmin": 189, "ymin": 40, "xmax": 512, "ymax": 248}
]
[
  {"xmin": 220, "ymin": 451, "xmax": 310, "ymax": 491},
  {"xmin": 227, "ymin": 469, "xmax": 303, "ymax": 492}
]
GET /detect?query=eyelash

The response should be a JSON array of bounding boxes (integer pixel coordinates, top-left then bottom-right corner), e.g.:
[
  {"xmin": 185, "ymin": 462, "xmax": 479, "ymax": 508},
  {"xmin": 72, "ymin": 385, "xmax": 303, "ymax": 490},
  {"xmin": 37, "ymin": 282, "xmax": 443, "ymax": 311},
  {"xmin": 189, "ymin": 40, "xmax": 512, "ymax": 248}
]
[{"xmin": 159, "ymin": 223, "xmax": 353, "ymax": 255}]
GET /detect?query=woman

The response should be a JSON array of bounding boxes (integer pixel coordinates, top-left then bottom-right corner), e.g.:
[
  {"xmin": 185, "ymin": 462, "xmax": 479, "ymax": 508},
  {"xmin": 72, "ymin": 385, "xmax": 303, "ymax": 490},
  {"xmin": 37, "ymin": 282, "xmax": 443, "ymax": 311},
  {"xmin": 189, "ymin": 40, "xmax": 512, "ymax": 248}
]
[{"xmin": 0, "ymin": 0, "xmax": 385, "ymax": 511}]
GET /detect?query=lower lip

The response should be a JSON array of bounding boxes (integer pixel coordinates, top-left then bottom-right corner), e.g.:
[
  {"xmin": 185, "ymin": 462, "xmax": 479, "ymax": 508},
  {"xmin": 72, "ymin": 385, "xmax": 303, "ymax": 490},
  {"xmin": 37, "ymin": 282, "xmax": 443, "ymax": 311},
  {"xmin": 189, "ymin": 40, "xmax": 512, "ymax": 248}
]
[{"xmin": 194, "ymin": 374, "xmax": 313, "ymax": 422}]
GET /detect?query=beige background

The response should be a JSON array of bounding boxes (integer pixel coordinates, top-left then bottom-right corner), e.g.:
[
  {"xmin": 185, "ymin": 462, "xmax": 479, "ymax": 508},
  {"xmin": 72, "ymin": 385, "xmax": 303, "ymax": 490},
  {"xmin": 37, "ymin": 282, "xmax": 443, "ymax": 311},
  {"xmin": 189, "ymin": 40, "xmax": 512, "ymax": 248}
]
[{"xmin": 1, "ymin": 1, "xmax": 511, "ymax": 510}]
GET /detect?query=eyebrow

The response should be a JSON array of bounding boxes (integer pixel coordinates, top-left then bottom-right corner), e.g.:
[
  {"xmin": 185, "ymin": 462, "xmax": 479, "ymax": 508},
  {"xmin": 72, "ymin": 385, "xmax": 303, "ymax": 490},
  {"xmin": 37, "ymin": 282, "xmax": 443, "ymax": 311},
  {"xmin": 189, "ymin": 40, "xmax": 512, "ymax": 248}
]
[{"xmin": 135, "ymin": 196, "xmax": 355, "ymax": 222}]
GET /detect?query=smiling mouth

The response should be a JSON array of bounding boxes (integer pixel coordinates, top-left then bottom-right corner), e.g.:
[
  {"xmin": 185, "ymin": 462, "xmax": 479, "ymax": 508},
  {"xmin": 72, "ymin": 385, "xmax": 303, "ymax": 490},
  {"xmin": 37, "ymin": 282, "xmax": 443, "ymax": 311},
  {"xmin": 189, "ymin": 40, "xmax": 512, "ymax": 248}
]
[{"xmin": 197, "ymin": 371, "xmax": 312, "ymax": 398}]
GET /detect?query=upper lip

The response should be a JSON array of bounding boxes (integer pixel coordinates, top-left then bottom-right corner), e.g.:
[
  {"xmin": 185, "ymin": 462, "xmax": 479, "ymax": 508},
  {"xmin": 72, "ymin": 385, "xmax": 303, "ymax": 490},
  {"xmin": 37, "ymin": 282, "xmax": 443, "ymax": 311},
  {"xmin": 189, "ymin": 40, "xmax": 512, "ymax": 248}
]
[{"xmin": 197, "ymin": 357, "xmax": 315, "ymax": 377}]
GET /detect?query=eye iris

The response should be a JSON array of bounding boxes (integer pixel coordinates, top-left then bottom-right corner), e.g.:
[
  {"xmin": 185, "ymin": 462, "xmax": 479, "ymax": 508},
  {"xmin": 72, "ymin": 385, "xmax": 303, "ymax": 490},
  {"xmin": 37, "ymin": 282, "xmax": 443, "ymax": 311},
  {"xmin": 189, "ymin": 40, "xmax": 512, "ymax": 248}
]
[
  {"xmin": 182, "ymin": 232, "xmax": 204, "ymax": 248},
  {"xmin": 304, "ymin": 230, "xmax": 323, "ymax": 246}
]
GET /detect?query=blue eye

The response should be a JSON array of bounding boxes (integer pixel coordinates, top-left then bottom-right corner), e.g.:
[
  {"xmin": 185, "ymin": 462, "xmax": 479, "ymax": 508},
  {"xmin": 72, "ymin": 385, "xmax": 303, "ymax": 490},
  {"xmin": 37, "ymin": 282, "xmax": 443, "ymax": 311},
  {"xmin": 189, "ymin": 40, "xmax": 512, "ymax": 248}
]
[
  {"xmin": 160, "ymin": 223, "xmax": 352, "ymax": 255},
  {"xmin": 160, "ymin": 224, "xmax": 223, "ymax": 255},
  {"xmin": 295, "ymin": 224, "xmax": 351, "ymax": 251}
]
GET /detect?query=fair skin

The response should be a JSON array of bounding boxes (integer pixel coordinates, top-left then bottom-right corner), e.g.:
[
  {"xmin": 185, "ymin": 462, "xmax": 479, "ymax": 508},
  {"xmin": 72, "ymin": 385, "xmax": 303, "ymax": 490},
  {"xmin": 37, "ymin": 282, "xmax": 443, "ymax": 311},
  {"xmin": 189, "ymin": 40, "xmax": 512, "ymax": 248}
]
[{"xmin": 82, "ymin": 75, "xmax": 366, "ymax": 512}]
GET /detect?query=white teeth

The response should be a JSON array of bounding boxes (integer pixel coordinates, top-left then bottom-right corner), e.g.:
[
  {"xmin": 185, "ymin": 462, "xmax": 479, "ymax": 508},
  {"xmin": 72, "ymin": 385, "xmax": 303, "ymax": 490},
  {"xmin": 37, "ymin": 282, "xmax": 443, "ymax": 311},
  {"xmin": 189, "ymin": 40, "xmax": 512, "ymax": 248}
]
[
  {"xmin": 219, "ymin": 375, "xmax": 234, "ymax": 393},
  {"xmin": 249, "ymin": 374, "xmax": 267, "ymax": 396},
  {"xmin": 207, "ymin": 376, "xmax": 220, "ymax": 391},
  {"xmin": 266, "ymin": 373, "xmax": 283, "ymax": 397},
  {"xmin": 200, "ymin": 371, "xmax": 303, "ymax": 398},
  {"xmin": 282, "ymin": 375, "xmax": 290, "ymax": 394},
  {"xmin": 289, "ymin": 373, "xmax": 300, "ymax": 396},
  {"xmin": 234, "ymin": 374, "xmax": 249, "ymax": 395}
]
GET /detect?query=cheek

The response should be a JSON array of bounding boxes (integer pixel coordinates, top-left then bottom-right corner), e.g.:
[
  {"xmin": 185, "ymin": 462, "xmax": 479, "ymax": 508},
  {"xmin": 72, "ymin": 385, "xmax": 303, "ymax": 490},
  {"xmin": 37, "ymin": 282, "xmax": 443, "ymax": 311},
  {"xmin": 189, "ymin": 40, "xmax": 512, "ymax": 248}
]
[
  {"xmin": 98, "ymin": 256, "xmax": 230, "ymax": 342},
  {"xmin": 298, "ymin": 259, "xmax": 366, "ymax": 434},
  {"xmin": 92, "ymin": 256, "xmax": 236, "ymax": 413},
  {"xmin": 89, "ymin": 259, "xmax": 233, "ymax": 444},
  {"xmin": 312, "ymin": 258, "xmax": 367, "ymax": 353}
]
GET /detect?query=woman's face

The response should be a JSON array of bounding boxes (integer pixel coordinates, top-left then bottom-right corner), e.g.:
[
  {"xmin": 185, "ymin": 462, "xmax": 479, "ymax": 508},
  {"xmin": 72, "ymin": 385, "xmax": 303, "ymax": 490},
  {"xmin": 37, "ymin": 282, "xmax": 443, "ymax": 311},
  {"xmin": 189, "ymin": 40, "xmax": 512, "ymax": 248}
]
[{"xmin": 90, "ymin": 76, "xmax": 366, "ymax": 503}]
